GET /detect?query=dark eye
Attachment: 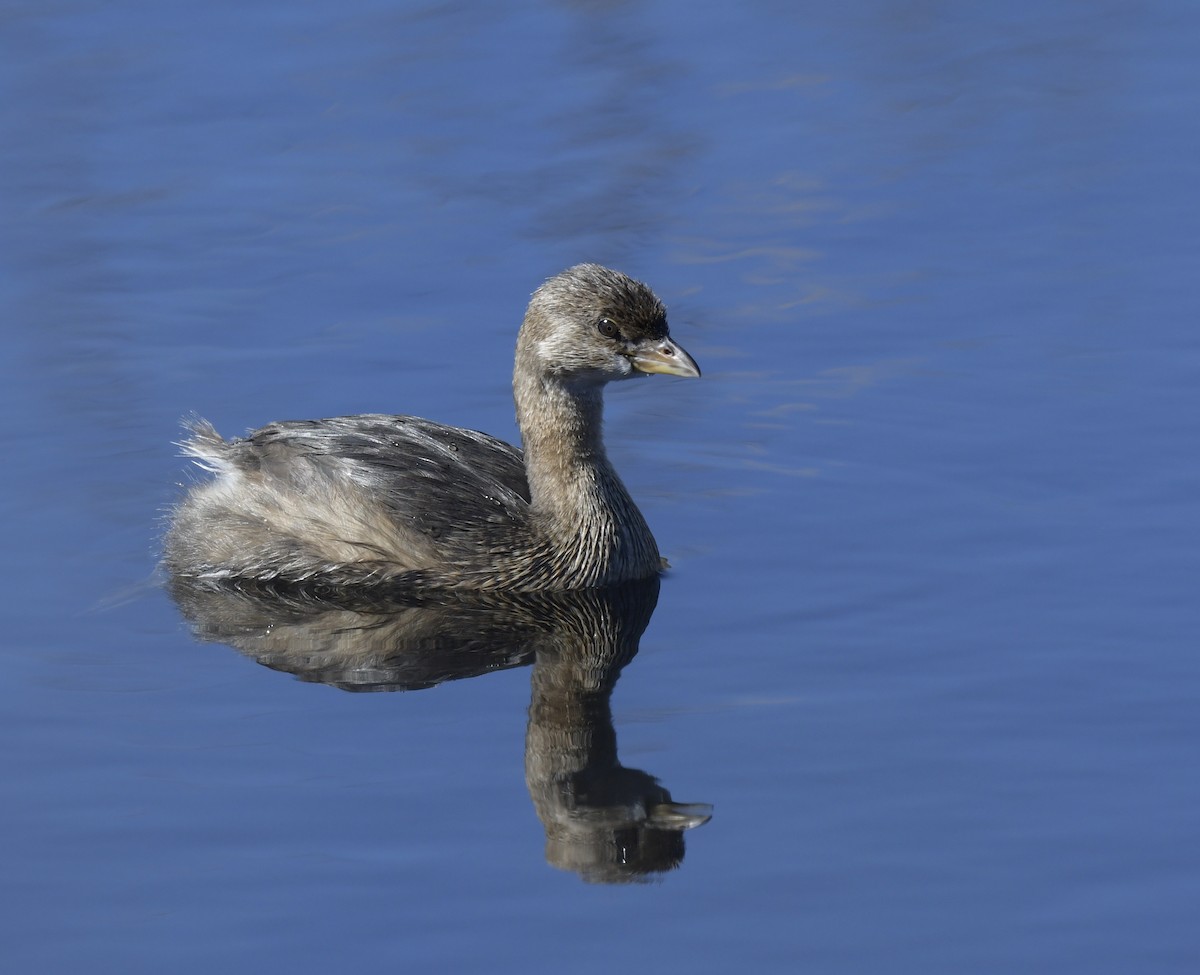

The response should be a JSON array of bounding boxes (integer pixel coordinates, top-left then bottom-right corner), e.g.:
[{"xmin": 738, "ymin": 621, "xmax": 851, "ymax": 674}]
[{"xmin": 597, "ymin": 318, "xmax": 618, "ymax": 338}]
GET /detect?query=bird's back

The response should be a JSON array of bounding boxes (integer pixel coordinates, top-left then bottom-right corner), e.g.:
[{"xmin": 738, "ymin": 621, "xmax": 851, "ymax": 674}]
[{"xmin": 165, "ymin": 415, "xmax": 532, "ymax": 587}]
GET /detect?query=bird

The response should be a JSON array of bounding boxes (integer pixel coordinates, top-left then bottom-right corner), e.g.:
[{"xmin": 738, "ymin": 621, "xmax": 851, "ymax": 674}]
[{"xmin": 163, "ymin": 263, "xmax": 700, "ymax": 593}]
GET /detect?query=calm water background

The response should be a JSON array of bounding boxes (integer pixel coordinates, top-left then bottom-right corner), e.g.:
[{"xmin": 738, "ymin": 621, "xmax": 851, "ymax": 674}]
[{"xmin": 2, "ymin": 1, "xmax": 1197, "ymax": 971}]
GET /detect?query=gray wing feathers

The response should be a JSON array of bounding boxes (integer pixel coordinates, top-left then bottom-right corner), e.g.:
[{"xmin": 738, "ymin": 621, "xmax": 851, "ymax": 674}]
[{"xmin": 169, "ymin": 414, "xmax": 532, "ymax": 584}]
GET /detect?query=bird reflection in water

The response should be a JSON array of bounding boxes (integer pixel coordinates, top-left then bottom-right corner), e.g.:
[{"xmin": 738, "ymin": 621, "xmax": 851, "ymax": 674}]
[{"xmin": 168, "ymin": 575, "xmax": 711, "ymax": 883}]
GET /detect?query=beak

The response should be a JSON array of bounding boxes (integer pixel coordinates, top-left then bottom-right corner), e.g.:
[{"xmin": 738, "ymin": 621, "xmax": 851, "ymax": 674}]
[
  {"xmin": 629, "ymin": 336, "xmax": 701, "ymax": 379},
  {"xmin": 646, "ymin": 802, "xmax": 713, "ymax": 830}
]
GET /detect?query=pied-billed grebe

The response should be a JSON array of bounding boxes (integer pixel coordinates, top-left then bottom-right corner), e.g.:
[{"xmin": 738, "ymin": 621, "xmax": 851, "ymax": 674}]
[{"xmin": 164, "ymin": 264, "xmax": 700, "ymax": 592}]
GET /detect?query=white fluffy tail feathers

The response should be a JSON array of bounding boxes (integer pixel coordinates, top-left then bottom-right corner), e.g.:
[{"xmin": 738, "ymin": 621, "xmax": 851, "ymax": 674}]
[{"xmin": 176, "ymin": 416, "xmax": 231, "ymax": 475}]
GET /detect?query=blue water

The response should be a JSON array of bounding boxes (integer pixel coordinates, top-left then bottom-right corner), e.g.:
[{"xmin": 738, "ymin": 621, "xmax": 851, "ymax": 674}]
[{"xmin": 2, "ymin": 1, "xmax": 1198, "ymax": 972}]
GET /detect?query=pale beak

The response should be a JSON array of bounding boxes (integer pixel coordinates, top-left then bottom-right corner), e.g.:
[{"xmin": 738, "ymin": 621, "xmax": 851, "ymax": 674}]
[
  {"xmin": 646, "ymin": 802, "xmax": 714, "ymax": 830},
  {"xmin": 629, "ymin": 337, "xmax": 701, "ymax": 378}
]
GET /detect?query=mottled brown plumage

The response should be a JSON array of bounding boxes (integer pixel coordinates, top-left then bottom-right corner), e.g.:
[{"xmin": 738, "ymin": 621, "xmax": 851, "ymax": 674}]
[{"xmin": 164, "ymin": 264, "xmax": 700, "ymax": 592}]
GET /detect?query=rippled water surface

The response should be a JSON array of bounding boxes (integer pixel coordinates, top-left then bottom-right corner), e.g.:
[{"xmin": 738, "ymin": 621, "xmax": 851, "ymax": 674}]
[{"xmin": 2, "ymin": 2, "xmax": 1198, "ymax": 972}]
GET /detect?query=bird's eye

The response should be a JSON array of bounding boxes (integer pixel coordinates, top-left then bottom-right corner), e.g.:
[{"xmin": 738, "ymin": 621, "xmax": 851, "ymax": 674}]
[{"xmin": 597, "ymin": 318, "xmax": 618, "ymax": 338}]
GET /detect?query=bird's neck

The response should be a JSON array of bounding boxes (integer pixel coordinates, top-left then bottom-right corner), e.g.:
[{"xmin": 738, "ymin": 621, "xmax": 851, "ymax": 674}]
[
  {"xmin": 511, "ymin": 366, "xmax": 660, "ymax": 587},
  {"xmin": 515, "ymin": 372, "xmax": 621, "ymax": 525}
]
